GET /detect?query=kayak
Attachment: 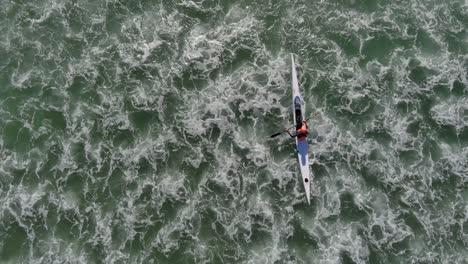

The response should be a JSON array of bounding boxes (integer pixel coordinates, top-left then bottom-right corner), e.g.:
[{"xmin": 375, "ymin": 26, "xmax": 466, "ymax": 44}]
[{"xmin": 291, "ymin": 54, "xmax": 311, "ymax": 204}]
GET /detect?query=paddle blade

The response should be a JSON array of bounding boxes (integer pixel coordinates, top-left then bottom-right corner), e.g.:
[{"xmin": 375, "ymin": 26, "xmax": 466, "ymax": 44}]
[{"xmin": 270, "ymin": 132, "xmax": 283, "ymax": 138}]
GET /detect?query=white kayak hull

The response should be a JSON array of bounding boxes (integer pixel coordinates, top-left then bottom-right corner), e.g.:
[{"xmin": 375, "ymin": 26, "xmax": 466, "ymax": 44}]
[{"xmin": 291, "ymin": 54, "xmax": 311, "ymax": 204}]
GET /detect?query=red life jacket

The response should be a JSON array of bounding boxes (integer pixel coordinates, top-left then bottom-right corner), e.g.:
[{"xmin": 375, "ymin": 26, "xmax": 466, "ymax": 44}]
[{"xmin": 297, "ymin": 122, "xmax": 307, "ymax": 140}]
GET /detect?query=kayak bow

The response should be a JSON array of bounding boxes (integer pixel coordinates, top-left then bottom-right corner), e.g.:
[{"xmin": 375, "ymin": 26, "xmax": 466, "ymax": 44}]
[{"xmin": 291, "ymin": 54, "xmax": 311, "ymax": 204}]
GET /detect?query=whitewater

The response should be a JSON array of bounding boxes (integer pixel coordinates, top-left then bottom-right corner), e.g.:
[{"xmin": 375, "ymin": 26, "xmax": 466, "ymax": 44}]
[{"xmin": 0, "ymin": 0, "xmax": 467, "ymax": 263}]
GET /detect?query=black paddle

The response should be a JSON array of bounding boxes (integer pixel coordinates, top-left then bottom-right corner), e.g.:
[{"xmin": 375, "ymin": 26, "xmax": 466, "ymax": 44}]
[
  {"xmin": 270, "ymin": 129, "xmax": 291, "ymax": 138},
  {"xmin": 270, "ymin": 114, "xmax": 318, "ymax": 138}
]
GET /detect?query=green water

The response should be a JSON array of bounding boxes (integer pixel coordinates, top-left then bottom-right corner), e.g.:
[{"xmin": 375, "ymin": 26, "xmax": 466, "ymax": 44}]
[{"xmin": 0, "ymin": 0, "xmax": 467, "ymax": 263}]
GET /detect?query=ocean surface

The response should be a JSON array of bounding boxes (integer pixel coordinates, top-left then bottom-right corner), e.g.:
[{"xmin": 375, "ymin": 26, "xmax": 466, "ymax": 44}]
[{"xmin": 1, "ymin": 0, "xmax": 467, "ymax": 263}]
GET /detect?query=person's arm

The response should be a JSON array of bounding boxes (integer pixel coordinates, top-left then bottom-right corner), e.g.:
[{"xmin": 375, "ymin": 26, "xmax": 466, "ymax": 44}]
[{"xmin": 285, "ymin": 129, "xmax": 296, "ymax": 138}]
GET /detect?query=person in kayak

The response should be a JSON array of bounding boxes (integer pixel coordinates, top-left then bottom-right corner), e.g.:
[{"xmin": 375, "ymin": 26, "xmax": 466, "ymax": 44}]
[{"xmin": 285, "ymin": 120, "xmax": 308, "ymax": 139}]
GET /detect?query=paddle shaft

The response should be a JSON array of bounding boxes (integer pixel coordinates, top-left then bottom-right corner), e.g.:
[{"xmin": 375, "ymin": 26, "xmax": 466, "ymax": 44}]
[{"xmin": 270, "ymin": 114, "xmax": 317, "ymax": 138}]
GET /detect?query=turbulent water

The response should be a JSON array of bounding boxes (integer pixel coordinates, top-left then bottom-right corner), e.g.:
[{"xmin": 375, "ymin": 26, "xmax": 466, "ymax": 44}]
[{"xmin": 0, "ymin": 0, "xmax": 467, "ymax": 263}]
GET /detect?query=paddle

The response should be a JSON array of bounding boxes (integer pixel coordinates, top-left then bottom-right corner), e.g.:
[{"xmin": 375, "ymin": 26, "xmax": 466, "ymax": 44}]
[
  {"xmin": 270, "ymin": 130, "xmax": 289, "ymax": 138},
  {"xmin": 270, "ymin": 114, "xmax": 318, "ymax": 138}
]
